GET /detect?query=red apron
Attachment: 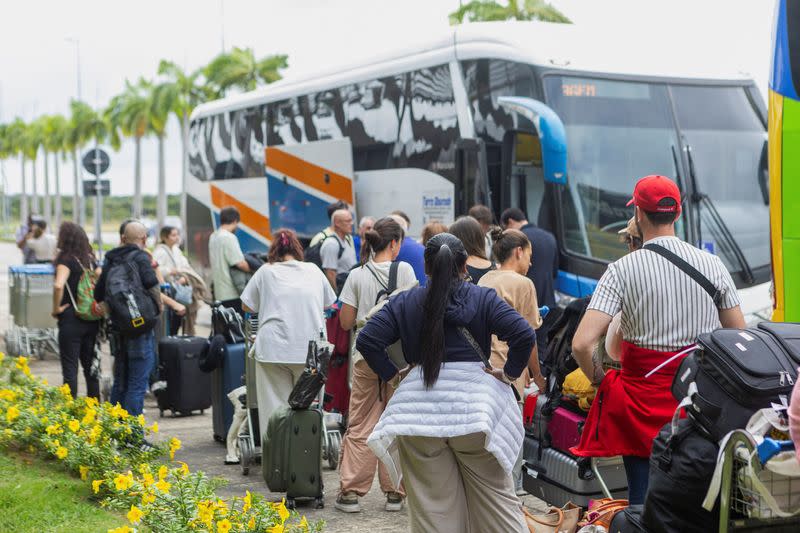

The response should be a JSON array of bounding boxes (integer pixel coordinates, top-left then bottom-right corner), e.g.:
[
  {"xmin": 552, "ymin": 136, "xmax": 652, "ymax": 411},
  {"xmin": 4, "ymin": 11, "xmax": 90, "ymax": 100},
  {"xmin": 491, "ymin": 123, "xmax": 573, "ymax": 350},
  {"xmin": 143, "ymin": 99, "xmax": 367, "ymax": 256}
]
[{"xmin": 570, "ymin": 341, "xmax": 688, "ymax": 458}]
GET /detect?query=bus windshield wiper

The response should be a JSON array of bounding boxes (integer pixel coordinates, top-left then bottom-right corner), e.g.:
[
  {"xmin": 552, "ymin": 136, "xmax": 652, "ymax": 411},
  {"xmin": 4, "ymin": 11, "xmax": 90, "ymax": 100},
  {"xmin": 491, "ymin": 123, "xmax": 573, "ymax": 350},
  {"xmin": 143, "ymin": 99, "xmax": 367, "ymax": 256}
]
[
  {"xmin": 670, "ymin": 145, "xmax": 685, "ymax": 199},
  {"xmin": 684, "ymin": 141, "xmax": 755, "ymax": 284}
]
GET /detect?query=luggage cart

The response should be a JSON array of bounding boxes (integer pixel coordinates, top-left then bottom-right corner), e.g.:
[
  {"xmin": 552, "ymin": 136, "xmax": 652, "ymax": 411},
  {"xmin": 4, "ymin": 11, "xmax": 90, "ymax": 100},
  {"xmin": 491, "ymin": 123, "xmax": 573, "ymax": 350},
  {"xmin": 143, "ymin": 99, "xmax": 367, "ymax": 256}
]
[
  {"xmin": 718, "ymin": 430, "xmax": 800, "ymax": 532},
  {"xmin": 6, "ymin": 265, "xmax": 58, "ymax": 359}
]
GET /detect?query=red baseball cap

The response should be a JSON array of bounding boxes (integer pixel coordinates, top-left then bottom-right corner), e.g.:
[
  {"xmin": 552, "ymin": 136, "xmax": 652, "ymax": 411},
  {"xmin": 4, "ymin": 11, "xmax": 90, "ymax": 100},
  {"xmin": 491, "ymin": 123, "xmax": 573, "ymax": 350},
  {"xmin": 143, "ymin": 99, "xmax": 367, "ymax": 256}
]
[{"xmin": 627, "ymin": 175, "xmax": 681, "ymax": 213}]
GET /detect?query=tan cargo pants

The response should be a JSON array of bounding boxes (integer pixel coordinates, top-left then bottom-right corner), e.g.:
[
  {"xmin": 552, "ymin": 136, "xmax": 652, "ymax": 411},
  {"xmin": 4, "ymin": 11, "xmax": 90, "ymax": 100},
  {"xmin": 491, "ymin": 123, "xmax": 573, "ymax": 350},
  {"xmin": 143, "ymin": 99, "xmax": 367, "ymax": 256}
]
[
  {"xmin": 338, "ymin": 359, "xmax": 403, "ymax": 496},
  {"xmin": 396, "ymin": 432, "xmax": 527, "ymax": 533}
]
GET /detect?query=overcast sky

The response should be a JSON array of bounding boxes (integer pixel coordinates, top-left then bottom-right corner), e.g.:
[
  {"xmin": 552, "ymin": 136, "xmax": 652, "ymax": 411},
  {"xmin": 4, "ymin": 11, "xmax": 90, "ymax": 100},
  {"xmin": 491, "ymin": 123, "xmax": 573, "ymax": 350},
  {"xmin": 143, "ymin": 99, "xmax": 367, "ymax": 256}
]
[{"xmin": 0, "ymin": 0, "xmax": 777, "ymax": 197}]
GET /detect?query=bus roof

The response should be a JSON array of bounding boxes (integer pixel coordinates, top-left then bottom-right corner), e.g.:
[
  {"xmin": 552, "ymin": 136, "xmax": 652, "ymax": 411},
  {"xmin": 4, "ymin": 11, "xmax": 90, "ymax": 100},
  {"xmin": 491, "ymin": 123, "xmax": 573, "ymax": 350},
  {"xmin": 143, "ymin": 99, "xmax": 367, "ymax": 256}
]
[{"xmin": 192, "ymin": 20, "xmax": 755, "ymax": 120}]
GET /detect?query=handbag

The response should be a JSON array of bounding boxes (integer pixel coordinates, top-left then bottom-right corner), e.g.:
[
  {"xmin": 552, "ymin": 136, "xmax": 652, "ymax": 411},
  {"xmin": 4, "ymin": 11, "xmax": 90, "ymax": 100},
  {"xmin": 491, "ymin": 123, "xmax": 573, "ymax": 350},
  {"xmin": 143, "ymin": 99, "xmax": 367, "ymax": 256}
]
[
  {"xmin": 577, "ymin": 498, "xmax": 629, "ymax": 530},
  {"xmin": 525, "ymin": 502, "xmax": 581, "ymax": 533},
  {"xmin": 288, "ymin": 336, "xmax": 333, "ymax": 409},
  {"xmin": 172, "ymin": 282, "xmax": 193, "ymax": 305}
]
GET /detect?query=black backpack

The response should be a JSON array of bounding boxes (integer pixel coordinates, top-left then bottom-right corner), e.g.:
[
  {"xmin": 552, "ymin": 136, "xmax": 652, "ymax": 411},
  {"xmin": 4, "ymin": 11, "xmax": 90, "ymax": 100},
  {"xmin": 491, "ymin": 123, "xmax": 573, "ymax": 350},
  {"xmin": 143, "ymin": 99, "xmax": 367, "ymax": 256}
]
[
  {"xmin": 105, "ymin": 260, "xmax": 159, "ymax": 337},
  {"xmin": 304, "ymin": 232, "xmax": 344, "ymax": 270}
]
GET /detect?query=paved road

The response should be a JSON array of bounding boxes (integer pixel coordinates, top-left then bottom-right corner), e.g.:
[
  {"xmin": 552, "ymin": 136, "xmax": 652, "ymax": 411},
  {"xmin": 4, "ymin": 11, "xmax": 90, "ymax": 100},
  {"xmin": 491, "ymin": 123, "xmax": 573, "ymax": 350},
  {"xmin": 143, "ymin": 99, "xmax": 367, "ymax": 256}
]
[{"xmin": 0, "ymin": 241, "xmax": 548, "ymax": 532}]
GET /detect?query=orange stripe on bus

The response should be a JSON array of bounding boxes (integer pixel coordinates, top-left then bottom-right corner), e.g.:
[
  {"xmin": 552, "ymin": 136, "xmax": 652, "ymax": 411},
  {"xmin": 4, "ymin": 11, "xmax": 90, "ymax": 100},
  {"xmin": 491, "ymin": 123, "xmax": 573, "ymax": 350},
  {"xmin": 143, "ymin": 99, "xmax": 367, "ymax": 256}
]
[
  {"xmin": 266, "ymin": 146, "xmax": 353, "ymax": 203},
  {"xmin": 210, "ymin": 185, "xmax": 272, "ymax": 239}
]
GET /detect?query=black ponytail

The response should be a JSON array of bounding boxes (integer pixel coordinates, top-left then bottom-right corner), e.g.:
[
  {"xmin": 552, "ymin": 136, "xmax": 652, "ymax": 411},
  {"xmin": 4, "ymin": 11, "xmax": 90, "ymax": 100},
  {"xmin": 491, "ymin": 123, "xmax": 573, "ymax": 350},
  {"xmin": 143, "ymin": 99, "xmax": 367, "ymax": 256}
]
[{"xmin": 420, "ymin": 233, "xmax": 468, "ymax": 388}]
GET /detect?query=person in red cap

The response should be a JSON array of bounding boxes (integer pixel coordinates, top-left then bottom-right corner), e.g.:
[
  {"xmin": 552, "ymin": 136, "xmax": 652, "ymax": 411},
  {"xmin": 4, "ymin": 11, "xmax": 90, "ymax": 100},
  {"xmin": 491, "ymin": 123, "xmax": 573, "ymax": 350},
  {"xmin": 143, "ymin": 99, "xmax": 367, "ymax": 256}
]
[{"xmin": 569, "ymin": 175, "xmax": 745, "ymax": 504}]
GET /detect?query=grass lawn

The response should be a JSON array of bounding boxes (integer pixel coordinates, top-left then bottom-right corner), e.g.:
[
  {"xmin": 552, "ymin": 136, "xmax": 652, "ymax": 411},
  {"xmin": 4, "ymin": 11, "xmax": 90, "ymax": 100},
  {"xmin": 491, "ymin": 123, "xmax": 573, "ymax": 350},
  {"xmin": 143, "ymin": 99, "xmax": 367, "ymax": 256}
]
[{"xmin": 0, "ymin": 452, "xmax": 124, "ymax": 532}]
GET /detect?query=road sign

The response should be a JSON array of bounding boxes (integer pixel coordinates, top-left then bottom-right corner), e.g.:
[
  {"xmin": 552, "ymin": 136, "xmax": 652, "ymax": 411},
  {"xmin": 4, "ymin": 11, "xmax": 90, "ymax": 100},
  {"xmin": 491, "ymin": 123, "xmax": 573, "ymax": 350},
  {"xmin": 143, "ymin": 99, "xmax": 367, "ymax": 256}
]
[
  {"xmin": 83, "ymin": 179, "xmax": 110, "ymax": 197},
  {"xmin": 82, "ymin": 148, "xmax": 110, "ymax": 176}
]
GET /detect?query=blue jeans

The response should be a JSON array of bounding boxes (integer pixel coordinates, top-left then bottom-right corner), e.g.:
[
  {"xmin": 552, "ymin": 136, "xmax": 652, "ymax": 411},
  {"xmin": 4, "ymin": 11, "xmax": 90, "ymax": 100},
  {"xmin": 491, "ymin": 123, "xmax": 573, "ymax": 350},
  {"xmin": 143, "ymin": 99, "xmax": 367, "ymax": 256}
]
[
  {"xmin": 623, "ymin": 455, "xmax": 651, "ymax": 505},
  {"xmin": 110, "ymin": 330, "xmax": 155, "ymax": 418}
]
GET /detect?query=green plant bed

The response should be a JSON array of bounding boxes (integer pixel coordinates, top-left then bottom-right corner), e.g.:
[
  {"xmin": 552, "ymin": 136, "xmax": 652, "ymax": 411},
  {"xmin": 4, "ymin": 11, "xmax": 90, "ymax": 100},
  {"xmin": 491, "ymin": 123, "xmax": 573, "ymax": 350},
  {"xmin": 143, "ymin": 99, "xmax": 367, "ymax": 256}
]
[{"xmin": 0, "ymin": 452, "xmax": 123, "ymax": 532}]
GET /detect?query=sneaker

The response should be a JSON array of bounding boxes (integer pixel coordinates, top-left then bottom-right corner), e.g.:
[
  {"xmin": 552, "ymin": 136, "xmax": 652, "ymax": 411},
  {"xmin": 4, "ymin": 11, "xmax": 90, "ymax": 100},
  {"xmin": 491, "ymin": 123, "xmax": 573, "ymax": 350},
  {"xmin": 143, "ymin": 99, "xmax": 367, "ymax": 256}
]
[
  {"xmin": 335, "ymin": 492, "xmax": 361, "ymax": 513},
  {"xmin": 385, "ymin": 492, "xmax": 404, "ymax": 512}
]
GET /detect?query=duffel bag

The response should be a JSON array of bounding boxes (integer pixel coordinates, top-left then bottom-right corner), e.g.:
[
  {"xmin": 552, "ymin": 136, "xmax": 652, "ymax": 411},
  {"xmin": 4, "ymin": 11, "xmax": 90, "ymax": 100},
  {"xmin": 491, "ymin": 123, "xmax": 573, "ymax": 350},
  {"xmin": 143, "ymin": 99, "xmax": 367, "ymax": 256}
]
[
  {"xmin": 642, "ymin": 418, "xmax": 720, "ymax": 533},
  {"xmin": 672, "ymin": 323, "xmax": 800, "ymax": 441}
]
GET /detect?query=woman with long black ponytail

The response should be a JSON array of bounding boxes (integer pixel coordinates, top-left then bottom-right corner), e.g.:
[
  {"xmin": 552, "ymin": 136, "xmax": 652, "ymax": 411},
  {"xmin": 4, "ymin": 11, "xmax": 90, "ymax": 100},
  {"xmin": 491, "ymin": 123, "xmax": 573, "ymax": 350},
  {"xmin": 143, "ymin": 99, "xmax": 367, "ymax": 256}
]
[{"xmin": 356, "ymin": 233, "xmax": 536, "ymax": 533}]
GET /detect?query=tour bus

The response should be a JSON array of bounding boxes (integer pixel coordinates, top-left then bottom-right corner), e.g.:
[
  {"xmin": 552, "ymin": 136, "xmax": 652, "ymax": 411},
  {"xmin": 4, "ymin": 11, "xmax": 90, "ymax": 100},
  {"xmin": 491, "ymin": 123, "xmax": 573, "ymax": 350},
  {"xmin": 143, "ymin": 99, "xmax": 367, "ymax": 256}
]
[
  {"xmin": 187, "ymin": 21, "xmax": 771, "ymax": 318},
  {"xmin": 769, "ymin": 0, "xmax": 800, "ymax": 322}
]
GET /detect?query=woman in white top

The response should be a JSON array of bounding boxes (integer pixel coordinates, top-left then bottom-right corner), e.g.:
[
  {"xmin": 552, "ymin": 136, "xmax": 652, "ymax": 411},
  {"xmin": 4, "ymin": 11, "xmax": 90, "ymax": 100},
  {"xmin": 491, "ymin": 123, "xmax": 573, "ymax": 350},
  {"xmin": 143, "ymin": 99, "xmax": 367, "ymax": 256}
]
[
  {"xmin": 240, "ymin": 229, "xmax": 336, "ymax": 438},
  {"xmin": 335, "ymin": 217, "xmax": 417, "ymax": 514},
  {"xmin": 153, "ymin": 225, "xmax": 205, "ymax": 334}
]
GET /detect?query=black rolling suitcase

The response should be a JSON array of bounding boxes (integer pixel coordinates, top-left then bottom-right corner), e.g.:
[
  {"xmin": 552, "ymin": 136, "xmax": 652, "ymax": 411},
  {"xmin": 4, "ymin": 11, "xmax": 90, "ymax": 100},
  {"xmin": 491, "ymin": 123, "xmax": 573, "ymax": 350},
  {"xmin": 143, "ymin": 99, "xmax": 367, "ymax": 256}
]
[{"xmin": 155, "ymin": 336, "xmax": 212, "ymax": 417}]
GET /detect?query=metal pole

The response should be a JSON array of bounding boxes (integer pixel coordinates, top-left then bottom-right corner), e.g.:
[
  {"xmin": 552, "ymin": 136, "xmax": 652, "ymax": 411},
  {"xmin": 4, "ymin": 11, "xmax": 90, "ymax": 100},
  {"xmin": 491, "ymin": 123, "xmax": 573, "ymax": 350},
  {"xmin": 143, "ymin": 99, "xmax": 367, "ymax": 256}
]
[{"xmin": 93, "ymin": 146, "xmax": 103, "ymax": 259}]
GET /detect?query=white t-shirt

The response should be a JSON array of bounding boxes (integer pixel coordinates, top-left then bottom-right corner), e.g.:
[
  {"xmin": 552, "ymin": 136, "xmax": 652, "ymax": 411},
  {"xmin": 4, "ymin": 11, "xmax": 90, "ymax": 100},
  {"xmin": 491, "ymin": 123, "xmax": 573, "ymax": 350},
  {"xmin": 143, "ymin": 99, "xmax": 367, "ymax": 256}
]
[
  {"xmin": 320, "ymin": 233, "xmax": 357, "ymax": 274},
  {"xmin": 240, "ymin": 260, "xmax": 336, "ymax": 364},
  {"xmin": 208, "ymin": 228, "xmax": 245, "ymax": 301},
  {"xmin": 27, "ymin": 233, "xmax": 57, "ymax": 261},
  {"xmin": 339, "ymin": 260, "xmax": 417, "ymax": 322}
]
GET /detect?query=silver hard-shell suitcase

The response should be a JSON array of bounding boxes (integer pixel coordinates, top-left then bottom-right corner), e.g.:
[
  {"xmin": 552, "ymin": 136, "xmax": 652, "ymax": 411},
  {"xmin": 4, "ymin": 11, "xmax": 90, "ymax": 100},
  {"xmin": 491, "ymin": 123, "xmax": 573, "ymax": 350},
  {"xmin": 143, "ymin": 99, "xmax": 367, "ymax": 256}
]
[{"xmin": 522, "ymin": 435, "xmax": 628, "ymax": 508}]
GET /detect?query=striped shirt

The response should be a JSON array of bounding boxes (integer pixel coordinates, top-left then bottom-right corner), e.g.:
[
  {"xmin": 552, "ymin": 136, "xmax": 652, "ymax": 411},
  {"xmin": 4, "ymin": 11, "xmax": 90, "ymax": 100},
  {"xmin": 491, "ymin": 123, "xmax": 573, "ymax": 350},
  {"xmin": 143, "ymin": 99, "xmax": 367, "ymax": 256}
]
[{"xmin": 589, "ymin": 236, "xmax": 741, "ymax": 351}]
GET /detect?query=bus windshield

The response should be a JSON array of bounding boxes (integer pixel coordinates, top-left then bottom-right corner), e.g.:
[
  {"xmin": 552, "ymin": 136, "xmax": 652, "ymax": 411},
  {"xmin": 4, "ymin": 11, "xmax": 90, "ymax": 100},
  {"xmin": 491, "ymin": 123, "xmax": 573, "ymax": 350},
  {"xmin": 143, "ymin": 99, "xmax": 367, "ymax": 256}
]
[{"xmin": 543, "ymin": 76, "xmax": 769, "ymax": 278}]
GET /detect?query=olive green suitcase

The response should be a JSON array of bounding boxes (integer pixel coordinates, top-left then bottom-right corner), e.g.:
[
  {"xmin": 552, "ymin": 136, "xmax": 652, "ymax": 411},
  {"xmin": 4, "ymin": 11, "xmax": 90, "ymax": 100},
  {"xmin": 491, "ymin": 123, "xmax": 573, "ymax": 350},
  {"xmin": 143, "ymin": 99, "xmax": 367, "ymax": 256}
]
[{"xmin": 262, "ymin": 407, "xmax": 324, "ymax": 508}]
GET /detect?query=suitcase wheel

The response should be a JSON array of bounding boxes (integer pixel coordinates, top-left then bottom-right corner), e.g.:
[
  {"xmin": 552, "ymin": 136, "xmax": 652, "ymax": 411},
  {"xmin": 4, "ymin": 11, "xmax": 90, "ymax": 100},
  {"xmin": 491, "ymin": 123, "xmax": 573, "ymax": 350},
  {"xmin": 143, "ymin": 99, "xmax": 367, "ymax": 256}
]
[
  {"xmin": 315, "ymin": 497, "xmax": 324, "ymax": 509},
  {"xmin": 286, "ymin": 498, "xmax": 296, "ymax": 510},
  {"xmin": 159, "ymin": 410, "xmax": 164, "ymax": 418},
  {"xmin": 170, "ymin": 409, "xmax": 177, "ymax": 418},
  {"xmin": 239, "ymin": 435, "xmax": 253, "ymax": 476}
]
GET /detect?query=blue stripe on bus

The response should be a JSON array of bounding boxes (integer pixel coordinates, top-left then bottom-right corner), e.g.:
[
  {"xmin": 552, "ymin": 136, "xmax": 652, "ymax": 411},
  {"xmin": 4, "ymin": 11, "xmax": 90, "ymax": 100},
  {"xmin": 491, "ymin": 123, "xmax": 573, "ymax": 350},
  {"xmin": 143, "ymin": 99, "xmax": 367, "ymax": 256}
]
[
  {"xmin": 771, "ymin": 0, "xmax": 799, "ymax": 99},
  {"xmin": 556, "ymin": 270, "xmax": 598, "ymax": 298},
  {"xmin": 266, "ymin": 172, "xmax": 332, "ymax": 238},
  {"xmin": 212, "ymin": 213, "xmax": 269, "ymax": 255}
]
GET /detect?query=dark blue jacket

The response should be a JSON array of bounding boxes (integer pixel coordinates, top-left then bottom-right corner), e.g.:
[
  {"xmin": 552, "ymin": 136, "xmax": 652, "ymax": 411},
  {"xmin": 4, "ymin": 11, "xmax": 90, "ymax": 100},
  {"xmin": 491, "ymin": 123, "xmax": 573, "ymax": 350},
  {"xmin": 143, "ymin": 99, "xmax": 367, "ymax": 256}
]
[
  {"xmin": 356, "ymin": 281, "xmax": 536, "ymax": 382},
  {"xmin": 395, "ymin": 237, "xmax": 426, "ymax": 287},
  {"xmin": 520, "ymin": 223, "xmax": 558, "ymax": 308}
]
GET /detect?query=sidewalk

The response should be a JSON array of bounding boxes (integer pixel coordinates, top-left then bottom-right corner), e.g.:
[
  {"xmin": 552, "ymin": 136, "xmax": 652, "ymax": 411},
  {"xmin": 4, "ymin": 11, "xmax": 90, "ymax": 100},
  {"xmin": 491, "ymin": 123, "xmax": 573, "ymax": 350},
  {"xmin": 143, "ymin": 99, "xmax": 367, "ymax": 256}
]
[{"xmin": 0, "ymin": 241, "xmax": 548, "ymax": 532}]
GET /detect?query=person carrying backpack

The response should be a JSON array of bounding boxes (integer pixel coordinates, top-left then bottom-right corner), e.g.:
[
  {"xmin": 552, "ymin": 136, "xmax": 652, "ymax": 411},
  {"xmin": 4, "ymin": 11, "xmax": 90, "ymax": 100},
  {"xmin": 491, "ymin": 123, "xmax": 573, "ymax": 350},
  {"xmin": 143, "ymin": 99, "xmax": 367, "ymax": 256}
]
[
  {"xmin": 95, "ymin": 221, "xmax": 162, "ymax": 418},
  {"xmin": 52, "ymin": 222, "xmax": 103, "ymax": 399},
  {"xmin": 570, "ymin": 175, "xmax": 746, "ymax": 505},
  {"xmin": 335, "ymin": 217, "xmax": 416, "ymax": 514}
]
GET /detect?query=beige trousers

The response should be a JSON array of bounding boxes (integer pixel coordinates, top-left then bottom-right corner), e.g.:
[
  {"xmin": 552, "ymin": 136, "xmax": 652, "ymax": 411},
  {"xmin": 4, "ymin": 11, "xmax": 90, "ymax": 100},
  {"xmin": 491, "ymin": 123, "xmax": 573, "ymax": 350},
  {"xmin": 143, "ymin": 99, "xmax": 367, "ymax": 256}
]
[
  {"xmin": 396, "ymin": 432, "xmax": 527, "ymax": 533},
  {"xmin": 339, "ymin": 359, "xmax": 403, "ymax": 496},
  {"xmin": 254, "ymin": 361, "xmax": 306, "ymax": 440}
]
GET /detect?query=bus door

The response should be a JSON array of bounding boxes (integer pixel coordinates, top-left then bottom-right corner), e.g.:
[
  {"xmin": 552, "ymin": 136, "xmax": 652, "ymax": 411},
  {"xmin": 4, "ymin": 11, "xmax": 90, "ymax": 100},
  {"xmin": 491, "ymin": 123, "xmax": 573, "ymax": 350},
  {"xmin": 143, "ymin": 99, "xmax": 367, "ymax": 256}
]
[
  {"xmin": 455, "ymin": 138, "xmax": 490, "ymax": 215},
  {"xmin": 497, "ymin": 96, "xmax": 568, "ymax": 233}
]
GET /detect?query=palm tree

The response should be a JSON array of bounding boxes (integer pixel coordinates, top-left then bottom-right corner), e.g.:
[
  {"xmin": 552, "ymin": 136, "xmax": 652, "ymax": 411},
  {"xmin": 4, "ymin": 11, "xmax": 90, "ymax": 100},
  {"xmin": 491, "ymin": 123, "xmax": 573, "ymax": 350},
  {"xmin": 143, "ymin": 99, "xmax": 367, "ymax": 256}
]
[
  {"xmin": 35, "ymin": 115, "xmax": 55, "ymax": 224},
  {"xmin": 23, "ymin": 120, "xmax": 44, "ymax": 217},
  {"xmin": 105, "ymin": 79, "xmax": 151, "ymax": 218},
  {"xmin": 152, "ymin": 60, "xmax": 210, "ymax": 226},
  {"xmin": 6, "ymin": 119, "xmax": 28, "ymax": 222},
  {"xmin": 43, "ymin": 115, "xmax": 69, "ymax": 227},
  {"xmin": 149, "ymin": 82, "xmax": 170, "ymax": 229},
  {"xmin": 449, "ymin": 0, "xmax": 570, "ymax": 24},
  {"xmin": 67, "ymin": 100, "xmax": 97, "ymax": 225},
  {"xmin": 0, "ymin": 123, "xmax": 10, "ymax": 224},
  {"xmin": 204, "ymin": 47, "xmax": 288, "ymax": 95}
]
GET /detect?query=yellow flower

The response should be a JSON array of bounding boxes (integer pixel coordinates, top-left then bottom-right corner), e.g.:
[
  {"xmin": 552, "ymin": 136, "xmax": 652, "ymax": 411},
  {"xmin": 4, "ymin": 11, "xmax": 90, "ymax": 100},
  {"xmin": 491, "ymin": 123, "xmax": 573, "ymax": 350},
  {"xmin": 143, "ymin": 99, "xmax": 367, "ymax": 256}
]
[
  {"xmin": 242, "ymin": 490, "xmax": 252, "ymax": 512},
  {"xmin": 299, "ymin": 516, "xmax": 309, "ymax": 530},
  {"xmin": 148, "ymin": 421, "xmax": 159, "ymax": 433},
  {"xmin": 168, "ymin": 437, "xmax": 181, "ymax": 460},
  {"xmin": 275, "ymin": 500, "xmax": 290, "ymax": 524},
  {"xmin": 85, "ymin": 396, "xmax": 99, "ymax": 408},
  {"xmin": 88, "ymin": 424, "xmax": 101, "ymax": 444},
  {"xmin": 45, "ymin": 423, "xmax": 62, "ymax": 435},
  {"xmin": 59, "ymin": 383, "xmax": 72, "ymax": 398},
  {"xmin": 137, "ymin": 463, "xmax": 151, "ymax": 476},
  {"xmin": 136, "ymin": 414, "xmax": 146, "ymax": 427},
  {"xmin": 5, "ymin": 405, "xmax": 20, "ymax": 423},
  {"xmin": 79, "ymin": 465, "xmax": 89, "ymax": 480},
  {"xmin": 158, "ymin": 465, "xmax": 169, "ymax": 481},
  {"xmin": 267, "ymin": 525, "xmax": 284, "ymax": 533},
  {"xmin": 15, "ymin": 356, "xmax": 28, "ymax": 370},
  {"xmin": 248, "ymin": 516, "xmax": 256, "ymax": 529},
  {"xmin": 110, "ymin": 403, "xmax": 129, "ymax": 419},
  {"xmin": 68, "ymin": 419, "xmax": 80, "ymax": 433},
  {"xmin": 141, "ymin": 473, "xmax": 154, "ymax": 488},
  {"xmin": 113, "ymin": 472, "xmax": 134, "ymax": 491},
  {"xmin": 217, "ymin": 519, "xmax": 232, "ymax": 533},
  {"xmin": 82, "ymin": 409, "xmax": 96, "ymax": 425},
  {"xmin": 127, "ymin": 504, "xmax": 143, "ymax": 524},
  {"xmin": 0, "ymin": 352, "xmax": 4, "ymax": 363},
  {"xmin": 55, "ymin": 446, "xmax": 68, "ymax": 460},
  {"xmin": 154, "ymin": 479, "xmax": 171, "ymax": 493},
  {"xmin": 0, "ymin": 389, "xmax": 17, "ymax": 401},
  {"xmin": 178, "ymin": 462, "xmax": 190, "ymax": 476},
  {"xmin": 141, "ymin": 491, "xmax": 156, "ymax": 505},
  {"xmin": 92, "ymin": 479, "xmax": 105, "ymax": 494},
  {"xmin": 41, "ymin": 378, "xmax": 47, "ymax": 385},
  {"xmin": 107, "ymin": 526, "xmax": 132, "ymax": 533}
]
